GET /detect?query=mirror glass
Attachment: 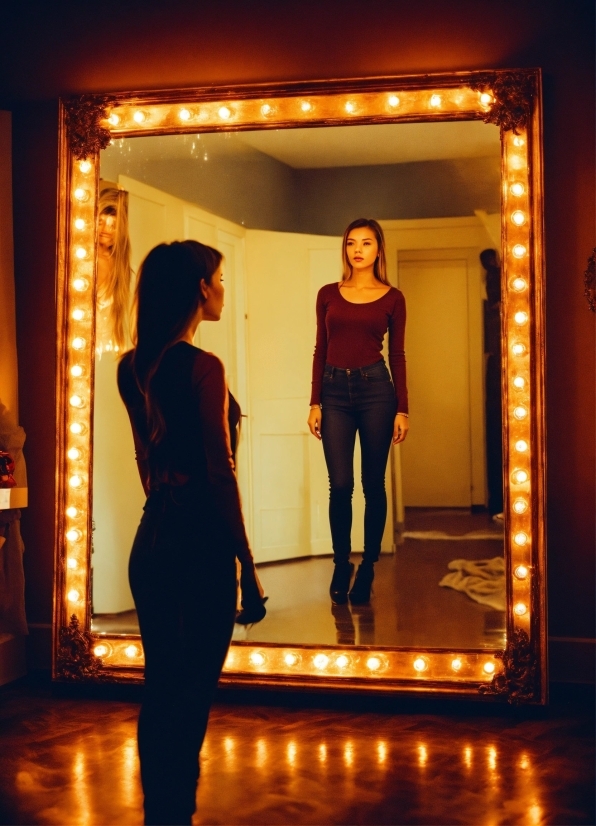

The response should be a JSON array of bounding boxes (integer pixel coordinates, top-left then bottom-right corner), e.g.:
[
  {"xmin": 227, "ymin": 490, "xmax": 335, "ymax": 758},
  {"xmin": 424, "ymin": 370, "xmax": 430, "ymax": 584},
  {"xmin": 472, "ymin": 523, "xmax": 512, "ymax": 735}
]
[{"xmin": 91, "ymin": 119, "xmax": 505, "ymax": 652}]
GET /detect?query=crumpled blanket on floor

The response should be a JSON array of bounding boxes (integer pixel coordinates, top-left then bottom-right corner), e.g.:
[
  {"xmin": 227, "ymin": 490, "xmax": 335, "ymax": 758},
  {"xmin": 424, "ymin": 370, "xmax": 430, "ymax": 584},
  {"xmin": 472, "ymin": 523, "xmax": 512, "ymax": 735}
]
[{"xmin": 439, "ymin": 557, "xmax": 505, "ymax": 612}]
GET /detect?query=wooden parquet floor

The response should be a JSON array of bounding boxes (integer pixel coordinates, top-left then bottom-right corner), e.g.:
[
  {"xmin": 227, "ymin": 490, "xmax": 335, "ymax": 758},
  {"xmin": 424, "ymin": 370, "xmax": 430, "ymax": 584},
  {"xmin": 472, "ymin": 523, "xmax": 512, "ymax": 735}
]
[{"xmin": 0, "ymin": 678, "xmax": 593, "ymax": 825}]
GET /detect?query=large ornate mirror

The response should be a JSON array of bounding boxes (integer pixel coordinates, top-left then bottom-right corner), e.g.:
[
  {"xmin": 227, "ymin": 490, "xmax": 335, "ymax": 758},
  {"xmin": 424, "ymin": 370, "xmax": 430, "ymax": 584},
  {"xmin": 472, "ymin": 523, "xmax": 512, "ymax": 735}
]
[{"xmin": 54, "ymin": 71, "xmax": 547, "ymax": 703}]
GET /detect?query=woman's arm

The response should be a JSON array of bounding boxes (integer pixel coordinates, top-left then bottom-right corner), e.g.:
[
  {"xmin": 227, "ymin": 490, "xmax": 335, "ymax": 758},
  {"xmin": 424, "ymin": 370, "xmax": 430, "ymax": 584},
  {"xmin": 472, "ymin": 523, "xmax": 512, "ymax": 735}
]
[
  {"xmin": 308, "ymin": 287, "xmax": 328, "ymax": 438},
  {"xmin": 388, "ymin": 291, "xmax": 409, "ymax": 444}
]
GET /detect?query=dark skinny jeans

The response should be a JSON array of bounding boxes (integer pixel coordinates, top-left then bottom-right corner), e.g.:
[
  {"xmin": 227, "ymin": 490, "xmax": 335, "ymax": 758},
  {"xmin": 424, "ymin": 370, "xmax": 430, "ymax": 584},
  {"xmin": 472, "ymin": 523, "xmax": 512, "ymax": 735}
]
[
  {"xmin": 320, "ymin": 360, "xmax": 397, "ymax": 566},
  {"xmin": 129, "ymin": 486, "xmax": 237, "ymax": 825}
]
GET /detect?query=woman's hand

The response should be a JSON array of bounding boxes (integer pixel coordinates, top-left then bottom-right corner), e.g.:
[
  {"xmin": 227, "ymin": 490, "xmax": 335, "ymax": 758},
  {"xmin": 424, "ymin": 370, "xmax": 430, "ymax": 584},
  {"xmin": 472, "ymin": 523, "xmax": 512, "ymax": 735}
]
[
  {"xmin": 308, "ymin": 406, "xmax": 322, "ymax": 440},
  {"xmin": 392, "ymin": 413, "xmax": 409, "ymax": 445}
]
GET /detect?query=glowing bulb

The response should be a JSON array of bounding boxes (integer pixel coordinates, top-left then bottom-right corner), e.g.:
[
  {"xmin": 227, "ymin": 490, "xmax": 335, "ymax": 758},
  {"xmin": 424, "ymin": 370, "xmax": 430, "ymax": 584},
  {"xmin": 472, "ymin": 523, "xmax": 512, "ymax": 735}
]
[
  {"xmin": 224, "ymin": 650, "xmax": 234, "ymax": 667},
  {"xmin": 178, "ymin": 108, "xmax": 191, "ymax": 121},
  {"xmin": 413, "ymin": 657, "xmax": 427, "ymax": 672},
  {"xmin": 512, "ymin": 244, "xmax": 527, "ymax": 258},
  {"xmin": 515, "ymin": 311, "xmax": 528, "ymax": 324},
  {"xmin": 514, "ymin": 602, "xmax": 528, "ymax": 616},
  {"xmin": 515, "ymin": 440, "xmax": 528, "ymax": 452},
  {"xmin": 510, "ymin": 182, "xmax": 525, "ymax": 196},
  {"xmin": 345, "ymin": 101, "xmax": 355, "ymax": 113},
  {"xmin": 133, "ymin": 110, "xmax": 146, "ymax": 124},
  {"xmin": 108, "ymin": 113, "xmax": 120, "ymax": 126},
  {"xmin": 514, "ymin": 405, "xmax": 528, "ymax": 420},
  {"xmin": 513, "ymin": 136, "xmax": 525, "ymax": 147},
  {"xmin": 67, "ymin": 447, "xmax": 81, "ymax": 460},
  {"xmin": 66, "ymin": 528, "xmax": 81, "ymax": 542},
  {"xmin": 512, "ymin": 343, "xmax": 526, "ymax": 356},
  {"xmin": 483, "ymin": 661, "xmax": 496, "ymax": 674},
  {"xmin": 69, "ymin": 474, "xmax": 83, "ymax": 488},
  {"xmin": 72, "ymin": 278, "xmax": 88, "ymax": 292},
  {"xmin": 67, "ymin": 557, "xmax": 78, "ymax": 570},
  {"xmin": 218, "ymin": 106, "xmax": 231, "ymax": 119},
  {"xmin": 511, "ymin": 210, "xmax": 526, "ymax": 226},
  {"xmin": 75, "ymin": 247, "xmax": 87, "ymax": 260},
  {"xmin": 514, "ymin": 565, "xmax": 529, "ymax": 579},
  {"xmin": 367, "ymin": 656, "xmax": 381, "ymax": 671},
  {"xmin": 73, "ymin": 188, "xmax": 88, "ymax": 202},
  {"xmin": 250, "ymin": 651, "xmax": 265, "ymax": 666},
  {"xmin": 70, "ymin": 422, "xmax": 83, "ymax": 434},
  {"xmin": 388, "ymin": 95, "xmax": 400, "ymax": 107},
  {"xmin": 71, "ymin": 366, "xmax": 83, "ymax": 379},
  {"xmin": 74, "ymin": 218, "xmax": 86, "ymax": 230},
  {"xmin": 430, "ymin": 94, "xmax": 441, "ymax": 107},
  {"xmin": 300, "ymin": 101, "xmax": 312, "ymax": 112},
  {"xmin": 79, "ymin": 160, "xmax": 92, "ymax": 173},
  {"xmin": 513, "ymin": 377, "xmax": 525, "ymax": 390},
  {"xmin": 261, "ymin": 104, "xmax": 272, "ymax": 116},
  {"xmin": 335, "ymin": 655, "xmax": 349, "ymax": 669},
  {"xmin": 514, "ymin": 532, "xmax": 528, "ymax": 546},
  {"xmin": 480, "ymin": 92, "xmax": 493, "ymax": 105},
  {"xmin": 67, "ymin": 589, "xmax": 80, "ymax": 603},
  {"xmin": 512, "ymin": 277, "xmax": 527, "ymax": 291},
  {"xmin": 125, "ymin": 645, "xmax": 139, "ymax": 657},
  {"xmin": 513, "ymin": 469, "xmax": 529, "ymax": 484},
  {"xmin": 66, "ymin": 506, "xmax": 78, "ymax": 518},
  {"xmin": 94, "ymin": 644, "xmax": 108, "ymax": 657},
  {"xmin": 314, "ymin": 654, "xmax": 329, "ymax": 669},
  {"xmin": 284, "ymin": 653, "xmax": 297, "ymax": 666},
  {"xmin": 71, "ymin": 337, "xmax": 85, "ymax": 351},
  {"xmin": 513, "ymin": 498, "xmax": 528, "ymax": 514},
  {"xmin": 451, "ymin": 658, "xmax": 462, "ymax": 671},
  {"xmin": 71, "ymin": 309, "xmax": 85, "ymax": 321},
  {"xmin": 69, "ymin": 394, "xmax": 83, "ymax": 408}
]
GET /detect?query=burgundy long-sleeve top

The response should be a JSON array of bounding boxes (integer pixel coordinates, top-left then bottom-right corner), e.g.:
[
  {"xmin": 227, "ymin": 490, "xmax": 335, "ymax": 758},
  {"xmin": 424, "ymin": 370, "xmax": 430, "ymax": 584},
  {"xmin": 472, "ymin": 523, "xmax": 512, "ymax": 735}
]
[
  {"xmin": 310, "ymin": 282, "xmax": 408, "ymax": 413},
  {"xmin": 118, "ymin": 342, "xmax": 251, "ymax": 562}
]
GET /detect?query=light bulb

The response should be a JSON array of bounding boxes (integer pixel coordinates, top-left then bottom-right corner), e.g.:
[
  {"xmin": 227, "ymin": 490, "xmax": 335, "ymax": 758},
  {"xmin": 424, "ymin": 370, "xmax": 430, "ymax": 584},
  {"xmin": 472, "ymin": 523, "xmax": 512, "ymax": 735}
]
[
  {"xmin": 74, "ymin": 218, "xmax": 86, "ymax": 230},
  {"xmin": 250, "ymin": 651, "xmax": 265, "ymax": 666},
  {"xmin": 367, "ymin": 656, "xmax": 381, "ymax": 671},
  {"xmin": 483, "ymin": 661, "xmax": 496, "ymax": 675},
  {"xmin": 66, "ymin": 506, "xmax": 78, "ymax": 518},
  {"xmin": 133, "ymin": 110, "xmax": 146, "ymax": 124},
  {"xmin": 345, "ymin": 101, "xmax": 355, "ymax": 113},
  {"xmin": 513, "ymin": 136, "xmax": 525, "ymax": 147},
  {"xmin": 515, "ymin": 440, "xmax": 529, "ymax": 453},
  {"xmin": 70, "ymin": 422, "xmax": 83, "ymax": 434},
  {"xmin": 514, "ymin": 311, "xmax": 528, "ymax": 324},
  {"xmin": 413, "ymin": 657, "xmax": 427, "ymax": 672},
  {"xmin": 451, "ymin": 658, "xmax": 462, "ymax": 671},
  {"xmin": 514, "ymin": 602, "xmax": 528, "ymax": 616},
  {"xmin": 218, "ymin": 106, "xmax": 231, "ymax": 119},
  {"xmin": 284, "ymin": 653, "xmax": 297, "ymax": 666},
  {"xmin": 514, "ymin": 532, "xmax": 528, "ymax": 546},
  {"xmin": 430, "ymin": 94, "xmax": 441, "ymax": 107},
  {"xmin": 512, "ymin": 343, "xmax": 526, "ymax": 356},
  {"xmin": 72, "ymin": 308, "xmax": 85, "ymax": 321},
  {"xmin": 314, "ymin": 654, "xmax": 329, "ymax": 669},
  {"xmin": 71, "ymin": 337, "xmax": 85, "ymax": 350},
  {"xmin": 67, "ymin": 448, "xmax": 81, "ymax": 460},
  {"xmin": 261, "ymin": 104, "xmax": 272, "ymax": 116},
  {"xmin": 178, "ymin": 108, "xmax": 191, "ymax": 121},
  {"xmin": 513, "ymin": 376, "xmax": 525, "ymax": 389},
  {"xmin": 300, "ymin": 101, "xmax": 312, "ymax": 112},
  {"xmin": 513, "ymin": 405, "xmax": 528, "ymax": 420},
  {"xmin": 480, "ymin": 92, "xmax": 493, "ymax": 105},
  {"xmin": 72, "ymin": 278, "xmax": 88, "ymax": 292},
  {"xmin": 335, "ymin": 655, "xmax": 349, "ymax": 668},
  {"xmin": 512, "ymin": 244, "xmax": 527, "ymax": 258},
  {"xmin": 94, "ymin": 644, "xmax": 109, "ymax": 657},
  {"xmin": 511, "ymin": 211, "xmax": 526, "ymax": 226},
  {"xmin": 66, "ymin": 529, "xmax": 81, "ymax": 542},
  {"xmin": 388, "ymin": 95, "xmax": 400, "ymax": 107},
  {"xmin": 512, "ymin": 469, "xmax": 529, "ymax": 484},
  {"xmin": 79, "ymin": 160, "xmax": 92, "ymax": 173},
  {"xmin": 510, "ymin": 182, "xmax": 525, "ymax": 196},
  {"xmin": 67, "ymin": 557, "xmax": 78, "ymax": 570},
  {"xmin": 108, "ymin": 113, "xmax": 120, "ymax": 126},
  {"xmin": 67, "ymin": 589, "xmax": 80, "ymax": 603},
  {"xmin": 514, "ymin": 565, "xmax": 529, "ymax": 579},
  {"xmin": 513, "ymin": 498, "xmax": 528, "ymax": 514},
  {"xmin": 73, "ymin": 188, "xmax": 88, "ymax": 202},
  {"xmin": 75, "ymin": 247, "xmax": 87, "ymax": 260},
  {"xmin": 125, "ymin": 645, "xmax": 139, "ymax": 657},
  {"xmin": 512, "ymin": 277, "xmax": 527, "ymax": 291},
  {"xmin": 70, "ymin": 365, "xmax": 83, "ymax": 377},
  {"xmin": 69, "ymin": 474, "xmax": 83, "ymax": 488},
  {"xmin": 69, "ymin": 394, "xmax": 83, "ymax": 408}
]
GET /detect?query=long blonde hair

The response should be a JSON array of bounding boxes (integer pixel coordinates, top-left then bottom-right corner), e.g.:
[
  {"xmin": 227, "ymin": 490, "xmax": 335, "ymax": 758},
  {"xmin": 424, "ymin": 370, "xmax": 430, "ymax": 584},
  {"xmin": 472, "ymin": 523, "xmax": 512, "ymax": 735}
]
[
  {"xmin": 98, "ymin": 187, "xmax": 132, "ymax": 349},
  {"xmin": 341, "ymin": 218, "xmax": 389, "ymax": 285}
]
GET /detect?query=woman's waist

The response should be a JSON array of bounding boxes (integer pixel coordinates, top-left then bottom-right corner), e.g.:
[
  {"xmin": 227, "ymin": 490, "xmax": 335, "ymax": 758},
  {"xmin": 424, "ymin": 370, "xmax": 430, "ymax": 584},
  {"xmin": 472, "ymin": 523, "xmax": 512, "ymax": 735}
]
[{"xmin": 324, "ymin": 358, "xmax": 386, "ymax": 375}]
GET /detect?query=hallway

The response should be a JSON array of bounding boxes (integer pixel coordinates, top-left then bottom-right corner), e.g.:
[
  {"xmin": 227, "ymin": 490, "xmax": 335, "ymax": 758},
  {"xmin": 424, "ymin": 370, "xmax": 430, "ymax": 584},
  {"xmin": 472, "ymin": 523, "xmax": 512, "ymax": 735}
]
[{"xmin": 0, "ymin": 678, "xmax": 593, "ymax": 825}]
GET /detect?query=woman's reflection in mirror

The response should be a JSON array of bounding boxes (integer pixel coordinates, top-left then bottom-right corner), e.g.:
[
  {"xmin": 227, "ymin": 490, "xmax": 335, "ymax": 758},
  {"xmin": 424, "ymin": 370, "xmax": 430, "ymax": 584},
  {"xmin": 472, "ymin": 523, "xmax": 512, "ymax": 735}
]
[
  {"xmin": 95, "ymin": 184, "xmax": 132, "ymax": 356},
  {"xmin": 117, "ymin": 241, "xmax": 265, "ymax": 825},
  {"xmin": 308, "ymin": 219, "xmax": 409, "ymax": 606}
]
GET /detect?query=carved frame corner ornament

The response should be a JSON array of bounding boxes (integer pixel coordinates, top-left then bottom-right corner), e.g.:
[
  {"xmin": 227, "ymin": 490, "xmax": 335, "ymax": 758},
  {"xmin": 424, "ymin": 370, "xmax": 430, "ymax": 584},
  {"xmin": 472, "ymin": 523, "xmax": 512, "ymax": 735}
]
[
  {"xmin": 55, "ymin": 614, "xmax": 105, "ymax": 681},
  {"xmin": 470, "ymin": 71, "xmax": 536, "ymax": 133},
  {"xmin": 479, "ymin": 629, "xmax": 539, "ymax": 704},
  {"xmin": 584, "ymin": 248, "xmax": 596, "ymax": 313},
  {"xmin": 63, "ymin": 94, "xmax": 115, "ymax": 160}
]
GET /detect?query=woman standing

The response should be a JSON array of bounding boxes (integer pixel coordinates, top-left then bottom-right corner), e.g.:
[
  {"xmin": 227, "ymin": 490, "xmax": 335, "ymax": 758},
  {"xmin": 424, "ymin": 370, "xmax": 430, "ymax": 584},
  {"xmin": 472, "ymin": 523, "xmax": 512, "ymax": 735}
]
[
  {"xmin": 118, "ymin": 240, "xmax": 265, "ymax": 825},
  {"xmin": 96, "ymin": 185, "xmax": 132, "ymax": 355},
  {"xmin": 308, "ymin": 219, "xmax": 409, "ymax": 606}
]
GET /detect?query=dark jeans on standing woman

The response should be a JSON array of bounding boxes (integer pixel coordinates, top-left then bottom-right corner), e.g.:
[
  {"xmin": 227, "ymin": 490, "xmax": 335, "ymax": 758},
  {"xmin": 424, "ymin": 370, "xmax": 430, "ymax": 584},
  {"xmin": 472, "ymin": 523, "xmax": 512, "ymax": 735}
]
[
  {"xmin": 321, "ymin": 360, "xmax": 397, "ymax": 565},
  {"xmin": 129, "ymin": 486, "xmax": 237, "ymax": 826}
]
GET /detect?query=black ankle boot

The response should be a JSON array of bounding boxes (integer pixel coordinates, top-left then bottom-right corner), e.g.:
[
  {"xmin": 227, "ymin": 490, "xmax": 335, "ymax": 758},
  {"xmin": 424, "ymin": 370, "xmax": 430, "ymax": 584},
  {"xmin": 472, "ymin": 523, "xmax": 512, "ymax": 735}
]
[
  {"xmin": 349, "ymin": 562, "xmax": 374, "ymax": 604},
  {"xmin": 330, "ymin": 562, "xmax": 354, "ymax": 605}
]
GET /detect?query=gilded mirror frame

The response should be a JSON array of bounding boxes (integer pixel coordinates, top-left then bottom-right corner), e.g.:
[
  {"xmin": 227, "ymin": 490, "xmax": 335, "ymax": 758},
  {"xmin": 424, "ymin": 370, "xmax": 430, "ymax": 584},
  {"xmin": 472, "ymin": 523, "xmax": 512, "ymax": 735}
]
[{"xmin": 53, "ymin": 69, "xmax": 547, "ymax": 703}]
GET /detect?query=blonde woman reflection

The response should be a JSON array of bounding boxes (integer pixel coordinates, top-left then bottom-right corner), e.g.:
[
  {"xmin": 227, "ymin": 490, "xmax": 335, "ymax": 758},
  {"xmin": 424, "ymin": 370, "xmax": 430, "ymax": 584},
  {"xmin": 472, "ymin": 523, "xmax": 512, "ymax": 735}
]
[{"xmin": 308, "ymin": 219, "xmax": 409, "ymax": 606}]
